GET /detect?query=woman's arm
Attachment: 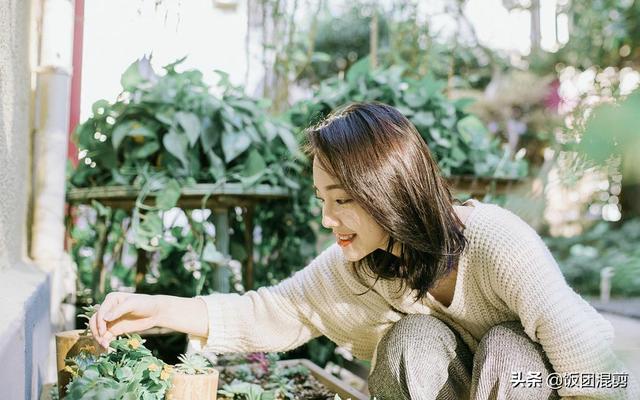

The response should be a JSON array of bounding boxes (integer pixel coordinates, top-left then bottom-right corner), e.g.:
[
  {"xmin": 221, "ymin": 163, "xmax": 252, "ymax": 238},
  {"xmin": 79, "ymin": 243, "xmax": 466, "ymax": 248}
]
[
  {"xmin": 90, "ymin": 293, "xmax": 208, "ymax": 348},
  {"xmin": 487, "ymin": 210, "xmax": 640, "ymax": 399},
  {"xmin": 192, "ymin": 243, "xmax": 401, "ymax": 357},
  {"xmin": 92, "ymin": 244, "xmax": 400, "ymax": 358}
]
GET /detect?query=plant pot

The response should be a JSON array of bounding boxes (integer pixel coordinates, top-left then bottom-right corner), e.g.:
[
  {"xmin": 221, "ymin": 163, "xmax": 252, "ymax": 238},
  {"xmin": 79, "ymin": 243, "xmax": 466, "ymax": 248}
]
[
  {"xmin": 55, "ymin": 330, "xmax": 106, "ymax": 398},
  {"xmin": 165, "ymin": 370, "xmax": 220, "ymax": 400}
]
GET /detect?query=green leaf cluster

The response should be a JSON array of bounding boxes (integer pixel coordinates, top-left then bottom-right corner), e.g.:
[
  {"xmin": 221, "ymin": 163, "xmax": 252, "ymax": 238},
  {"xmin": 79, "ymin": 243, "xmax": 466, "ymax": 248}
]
[
  {"xmin": 70, "ymin": 57, "xmax": 302, "ymax": 191},
  {"xmin": 217, "ymin": 354, "xmax": 312, "ymax": 400},
  {"xmin": 174, "ymin": 353, "xmax": 214, "ymax": 375},
  {"xmin": 544, "ymin": 218, "xmax": 640, "ymax": 296},
  {"xmin": 65, "ymin": 334, "xmax": 171, "ymax": 400},
  {"xmin": 288, "ymin": 59, "xmax": 528, "ymax": 178}
]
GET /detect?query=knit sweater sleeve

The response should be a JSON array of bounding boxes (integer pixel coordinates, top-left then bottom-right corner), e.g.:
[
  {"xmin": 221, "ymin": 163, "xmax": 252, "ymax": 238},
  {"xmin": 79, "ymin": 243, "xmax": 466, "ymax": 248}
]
[
  {"xmin": 485, "ymin": 207, "xmax": 640, "ymax": 399},
  {"xmin": 192, "ymin": 243, "xmax": 402, "ymax": 360}
]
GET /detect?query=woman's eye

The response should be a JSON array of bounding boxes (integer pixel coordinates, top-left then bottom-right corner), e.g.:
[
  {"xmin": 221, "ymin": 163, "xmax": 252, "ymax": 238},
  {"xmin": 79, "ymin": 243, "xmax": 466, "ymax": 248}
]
[{"xmin": 314, "ymin": 196, "xmax": 351, "ymax": 205}]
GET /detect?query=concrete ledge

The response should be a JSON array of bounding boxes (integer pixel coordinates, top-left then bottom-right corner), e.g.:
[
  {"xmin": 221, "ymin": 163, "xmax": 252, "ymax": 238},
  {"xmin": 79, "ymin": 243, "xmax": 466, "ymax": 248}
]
[
  {"xmin": 587, "ymin": 297, "xmax": 640, "ymax": 320},
  {"xmin": 0, "ymin": 262, "xmax": 51, "ymax": 400}
]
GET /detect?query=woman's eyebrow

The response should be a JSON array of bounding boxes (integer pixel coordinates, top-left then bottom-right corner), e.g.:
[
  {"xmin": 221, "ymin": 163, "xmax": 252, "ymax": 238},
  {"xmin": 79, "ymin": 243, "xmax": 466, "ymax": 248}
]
[{"xmin": 313, "ymin": 184, "xmax": 344, "ymax": 192}]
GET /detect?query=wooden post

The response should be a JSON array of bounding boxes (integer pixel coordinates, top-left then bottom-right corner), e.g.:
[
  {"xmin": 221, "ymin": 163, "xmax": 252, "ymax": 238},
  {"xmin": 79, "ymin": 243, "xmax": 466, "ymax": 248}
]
[
  {"xmin": 243, "ymin": 205, "xmax": 255, "ymax": 290},
  {"xmin": 212, "ymin": 208, "xmax": 231, "ymax": 292}
]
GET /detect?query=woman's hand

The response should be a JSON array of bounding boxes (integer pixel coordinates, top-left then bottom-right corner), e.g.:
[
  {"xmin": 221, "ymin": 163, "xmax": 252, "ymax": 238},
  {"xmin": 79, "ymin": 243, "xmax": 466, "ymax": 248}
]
[
  {"xmin": 90, "ymin": 292, "xmax": 160, "ymax": 348},
  {"xmin": 89, "ymin": 292, "xmax": 209, "ymax": 348}
]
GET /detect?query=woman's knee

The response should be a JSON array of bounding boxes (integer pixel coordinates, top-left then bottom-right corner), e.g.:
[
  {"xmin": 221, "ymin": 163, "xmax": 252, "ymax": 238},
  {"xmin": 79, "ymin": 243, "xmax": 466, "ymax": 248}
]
[
  {"xmin": 477, "ymin": 321, "xmax": 552, "ymax": 370},
  {"xmin": 473, "ymin": 321, "xmax": 558, "ymax": 399},
  {"xmin": 379, "ymin": 314, "xmax": 457, "ymax": 354},
  {"xmin": 370, "ymin": 315, "xmax": 472, "ymax": 399}
]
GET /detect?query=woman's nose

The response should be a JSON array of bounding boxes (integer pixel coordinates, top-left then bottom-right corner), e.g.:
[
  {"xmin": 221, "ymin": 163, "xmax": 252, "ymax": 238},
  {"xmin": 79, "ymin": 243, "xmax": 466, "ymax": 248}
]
[{"xmin": 321, "ymin": 205, "xmax": 340, "ymax": 229}]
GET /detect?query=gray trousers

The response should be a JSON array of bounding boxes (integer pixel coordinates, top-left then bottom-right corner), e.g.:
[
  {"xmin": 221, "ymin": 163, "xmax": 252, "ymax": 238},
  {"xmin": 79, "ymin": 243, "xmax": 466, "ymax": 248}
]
[{"xmin": 368, "ymin": 315, "xmax": 560, "ymax": 400}]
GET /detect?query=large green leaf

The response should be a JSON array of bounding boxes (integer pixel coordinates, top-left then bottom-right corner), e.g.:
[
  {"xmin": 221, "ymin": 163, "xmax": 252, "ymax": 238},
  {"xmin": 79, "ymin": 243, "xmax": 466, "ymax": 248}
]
[
  {"xmin": 121, "ymin": 60, "xmax": 144, "ymax": 92},
  {"xmin": 221, "ymin": 130, "xmax": 251, "ymax": 163},
  {"xmin": 112, "ymin": 121, "xmax": 156, "ymax": 150},
  {"xmin": 412, "ymin": 111, "xmax": 435, "ymax": 128},
  {"xmin": 456, "ymin": 115, "xmax": 488, "ymax": 144},
  {"xmin": 200, "ymin": 120, "xmax": 218, "ymax": 150},
  {"xmin": 175, "ymin": 111, "xmax": 201, "ymax": 147},
  {"xmin": 419, "ymin": 74, "xmax": 446, "ymax": 97},
  {"xmin": 140, "ymin": 212, "xmax": 163, "ymax": 238},
  {"xmin": 346, "ymin": 56, "xmax": 371, "ymax": 84},
  {"xmin": 162, "ymin": 129, "xmax": 189, "ymax": 168},
  {"xmin": 207, "ymin": 150, "xmax": 225, "ymax": 181},
  {"xmin": 403, "ymin": 90, "xmax": 428, "ymax": 108},
  {"xmin": 261, "ymin": 120, "xmax": 278, "ymax": 141},
  {"xmin": 242, "ymin": 149, "xmax": 267, "ymax": 177},
  {"xmin": 130, "ymin": 140, "xmax": 160, "ymax": 159},
  {"xmin": 276, "ymin": 124, "xmax": 299, "ymax": 156},
  {"xmin": 155, "ymin": 179, "xmax": 181, "ymax": 210}
]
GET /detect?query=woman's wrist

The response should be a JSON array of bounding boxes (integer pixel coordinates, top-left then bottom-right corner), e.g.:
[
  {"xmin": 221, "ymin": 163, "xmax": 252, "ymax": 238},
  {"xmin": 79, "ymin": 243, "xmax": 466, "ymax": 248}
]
[{"xmin": 153, "ymin": 295, "xmax": 209, "ymax": 338}]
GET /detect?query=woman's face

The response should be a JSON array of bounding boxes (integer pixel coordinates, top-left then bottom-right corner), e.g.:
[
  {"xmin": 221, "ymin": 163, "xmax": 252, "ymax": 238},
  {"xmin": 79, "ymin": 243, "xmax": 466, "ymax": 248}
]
[{"xmin": 313, "ymin": 158, "xmax": 393, "ymax": 261}]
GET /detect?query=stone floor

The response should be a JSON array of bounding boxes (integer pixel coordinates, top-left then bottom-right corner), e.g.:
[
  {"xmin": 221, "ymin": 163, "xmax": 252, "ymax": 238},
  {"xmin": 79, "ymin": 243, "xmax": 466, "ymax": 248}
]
[{"xmin": 601, "ymin": 312, "xmax": 640, "ymax": 384}]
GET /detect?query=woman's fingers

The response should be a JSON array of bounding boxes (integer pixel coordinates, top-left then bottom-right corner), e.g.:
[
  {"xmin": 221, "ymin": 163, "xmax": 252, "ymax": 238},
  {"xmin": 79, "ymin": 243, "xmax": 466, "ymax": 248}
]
[
  {"xmin": 96, "ymin": 292, "xmax": 126, "ymax": 337},
  {"xmin": 103, "ymin": 297, "xmax": 135, "ymax": 323},
  {"xmin": 108, "ymin": 316, "xmax": 154, "ymax": 337},
  {"xmin": 89, "ymin": 314, "xmax": 99, "ymax": 339},
  {"xmin": 96, "ymin": 317, "xmax": 154, "ymax": 348},
  {"xmin": 99, "ymin": 330, "xmax": 115, "ymax": 348}
]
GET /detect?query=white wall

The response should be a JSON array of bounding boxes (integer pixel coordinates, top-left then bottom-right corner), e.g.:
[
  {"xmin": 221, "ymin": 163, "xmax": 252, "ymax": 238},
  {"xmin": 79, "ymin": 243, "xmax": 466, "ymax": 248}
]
[{"xmin": 0, "ymin": 0, "xmax": 52, "ymax": 398}]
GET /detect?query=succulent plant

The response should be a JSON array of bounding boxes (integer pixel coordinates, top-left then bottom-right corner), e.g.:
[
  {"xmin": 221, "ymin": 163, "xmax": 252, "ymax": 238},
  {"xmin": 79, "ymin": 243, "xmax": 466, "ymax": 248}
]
[
  {"xmin": 77, "ymin": 304, "xmax": 99, "ymax": 335},
  {"xmin": 174, "ymin": 353, "xmax": 215, "ymax": 375},
  {"xmin": 64, "ymin": 334, "xmax": 171, "ymax": 400}
]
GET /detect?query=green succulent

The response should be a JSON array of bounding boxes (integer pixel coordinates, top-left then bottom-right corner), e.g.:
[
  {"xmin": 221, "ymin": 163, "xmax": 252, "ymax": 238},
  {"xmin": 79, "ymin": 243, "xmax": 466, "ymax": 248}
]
[
  {"xmin": 174, "ymin": 353, "xmax": 215, "ymax": 375},
  {"xmin": 64, "ymin": 334, "xmax": 171, "ymax": 400}
]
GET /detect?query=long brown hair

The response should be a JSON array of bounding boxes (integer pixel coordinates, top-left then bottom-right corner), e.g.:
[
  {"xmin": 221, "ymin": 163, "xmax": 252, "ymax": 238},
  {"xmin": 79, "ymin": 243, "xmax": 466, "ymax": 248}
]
[{"xmin": 302, "ymin": 102, "xmax": 467, "ymax": 302}]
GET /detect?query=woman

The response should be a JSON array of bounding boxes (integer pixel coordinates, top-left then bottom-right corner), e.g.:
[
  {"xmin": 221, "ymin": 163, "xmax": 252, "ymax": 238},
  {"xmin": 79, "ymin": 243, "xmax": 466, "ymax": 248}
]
[{"xmin": 90, "ymin": 102, "xmax": 638, "ymax": 399}]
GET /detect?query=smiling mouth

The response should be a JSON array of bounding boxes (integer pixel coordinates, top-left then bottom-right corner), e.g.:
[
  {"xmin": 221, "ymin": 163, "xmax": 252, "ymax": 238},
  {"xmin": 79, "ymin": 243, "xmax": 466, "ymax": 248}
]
[{"xmin": 337, "ymin": 234, "xmax": 357, "ymax": 247}]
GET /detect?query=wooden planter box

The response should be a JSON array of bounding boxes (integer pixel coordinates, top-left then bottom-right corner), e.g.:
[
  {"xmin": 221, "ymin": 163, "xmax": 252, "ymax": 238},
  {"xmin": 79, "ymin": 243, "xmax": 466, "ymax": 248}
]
[
  {"xmin": 66, "ymin": 183, "xmax": 290, "ymax": 293},
  {"xmin": 217, "ymin": 358, "xmax": 368, "ymax": 400}
]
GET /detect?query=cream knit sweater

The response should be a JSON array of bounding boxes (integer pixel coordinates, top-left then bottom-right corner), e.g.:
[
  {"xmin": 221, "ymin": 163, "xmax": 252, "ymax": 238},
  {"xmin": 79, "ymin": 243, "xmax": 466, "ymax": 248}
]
[{"xmin": 194, "ymin": 199, "xmax": 639, "ymax": 399}]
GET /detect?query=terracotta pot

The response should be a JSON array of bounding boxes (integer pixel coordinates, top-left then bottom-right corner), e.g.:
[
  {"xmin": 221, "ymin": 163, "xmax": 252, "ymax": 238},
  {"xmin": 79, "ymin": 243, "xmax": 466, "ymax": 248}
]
[
  {"xmin": 55, "ymin": 330, "xmax": 106, "ymax": 399},
  {"xmin": 166, "ymin": 370, "xmax": 220, "ymax": 400}
]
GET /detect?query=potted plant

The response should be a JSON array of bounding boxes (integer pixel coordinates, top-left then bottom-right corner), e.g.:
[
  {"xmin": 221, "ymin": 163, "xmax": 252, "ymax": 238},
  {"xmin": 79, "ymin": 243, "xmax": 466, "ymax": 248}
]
[
  {"xmin": 63, "ymin": 334, "xmax": 171, "ymax": 399},
  {"xmin": 165, "ymin": 353, "xmax": 220, "ymax": 400},
  {"xmin": 55, "ymin": 305, "xmax": 107, "ymax": 398}
]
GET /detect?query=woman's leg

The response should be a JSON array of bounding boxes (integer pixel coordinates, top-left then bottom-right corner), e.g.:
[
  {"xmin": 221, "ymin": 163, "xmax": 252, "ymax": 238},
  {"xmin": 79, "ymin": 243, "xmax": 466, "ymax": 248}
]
[
  {"xmin": 368, "ymin": 314, "xmax": 474, "ymax": 400},
  {"xmin": 470, "ymin": 321, "xmax": 560, "ymax": 400}
]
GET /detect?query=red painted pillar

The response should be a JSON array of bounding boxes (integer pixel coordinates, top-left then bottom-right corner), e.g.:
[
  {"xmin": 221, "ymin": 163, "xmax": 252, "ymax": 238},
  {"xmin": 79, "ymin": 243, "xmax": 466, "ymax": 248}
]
[
  {"xmin": 66, "ymin": 0, "xmax": 84, "ymax": 252},
  {"xmin": 68, "ymin": 0, "xmax": 84, "ymax": 167}
]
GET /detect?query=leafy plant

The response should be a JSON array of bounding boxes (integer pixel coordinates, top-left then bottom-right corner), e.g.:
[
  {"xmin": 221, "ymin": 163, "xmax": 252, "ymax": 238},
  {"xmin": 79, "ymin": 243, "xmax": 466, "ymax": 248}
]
[
  {"xmin": 70, "ymin": 56, "xmax": 301, "ymax": 190},
  {"xmin": 174, "ymin": 353, "xmax": 215, "ymax": 375},
  {"xmin": 64, "ymin": 334, "xmax": 172, "ymax": 400},
  {"xmin": 68, "ymin": 57, "xmax": 310, "ymax": 302},
  {"xmin": 544, "ymin": 218, "xmax": 640, "ymax": 296},
  {"xmin": 216, "ymin": 353, "xmax": 333, "ymax": 400},
  {"xmin": 288, "ymin": 58, "xmax": 528, "ymax": 179},
  {"xmin": 77, "ymin": 304, "xmax": 99, "ymax": 335}
]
